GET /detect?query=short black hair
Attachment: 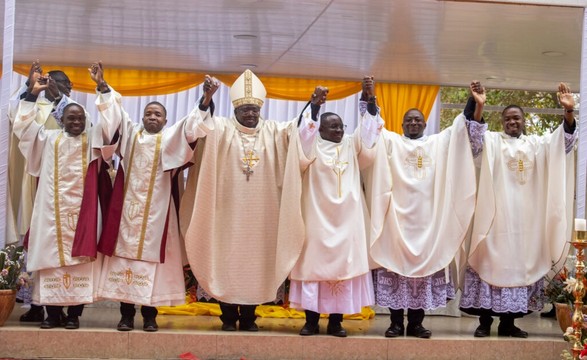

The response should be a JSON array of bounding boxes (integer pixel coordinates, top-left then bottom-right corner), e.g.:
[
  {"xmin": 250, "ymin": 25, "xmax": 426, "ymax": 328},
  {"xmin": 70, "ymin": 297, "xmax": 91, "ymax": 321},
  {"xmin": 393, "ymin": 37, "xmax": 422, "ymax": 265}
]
[
  {"xmin": 502, "ymin": 104, "xmax": 525, "ymax": 116},
  {"xmin": 320, "ymin": 112, "xmax": 340, "ymax": 122},
  {"xmin": 62, "ymin": 102, "xmax": 83, "ymax": 114},
  {"xmin": 47, "ymin": 70, "xmax": 71, "ymax": 84},
  {"xmin": 145, "ymin": 101, "xmax": 167, "ymax": 118}
]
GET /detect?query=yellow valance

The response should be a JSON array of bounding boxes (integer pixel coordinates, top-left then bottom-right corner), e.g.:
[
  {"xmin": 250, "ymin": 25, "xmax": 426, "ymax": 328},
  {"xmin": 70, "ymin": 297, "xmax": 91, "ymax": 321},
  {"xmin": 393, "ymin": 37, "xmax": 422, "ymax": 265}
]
[{"xmin": 9, "ymin": 64, "xmax": 439, "ymax": 132}]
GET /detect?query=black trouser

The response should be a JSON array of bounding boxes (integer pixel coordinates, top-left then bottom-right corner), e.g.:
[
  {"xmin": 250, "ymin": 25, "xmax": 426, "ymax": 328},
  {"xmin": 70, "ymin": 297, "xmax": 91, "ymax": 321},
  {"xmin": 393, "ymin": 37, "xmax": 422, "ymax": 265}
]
[
  {"xmin": 219, "ymin": 302, "xmax": 256, "ymax": 325},
  {"xmin": 389, "ymin": 308, "xmax": 425, "ymax": 326},
  {"xmin": 120, "ymin": 302, "xmax": 158, "ymax": 319},
  {"xmin": 468, "ymin": 308, "xmax": 524, "ymax": 328},
  {"xmin": 304, "ymin": 310, "xmax": 342, "ymax": 326},
  {"xmin": 46, "ymin": 304, "xmax": 84, "ymax": 319}
]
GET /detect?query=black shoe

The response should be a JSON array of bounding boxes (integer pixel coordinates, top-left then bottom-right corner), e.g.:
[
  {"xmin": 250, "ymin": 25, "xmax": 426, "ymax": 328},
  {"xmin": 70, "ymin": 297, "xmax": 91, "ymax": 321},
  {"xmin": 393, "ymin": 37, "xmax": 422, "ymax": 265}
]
[
  {"xmin": 64, "ymin": 316, "xmax": 80, "ymax": 330},
  {"xmin": 117, "ymin": 316, "xmax": 134, "ymax": 331},
  {"xmin": 221, "ymin": 322, "xmax": 237, "ymax": 331},
  {"xmin": 474, "ymin": 324, "xmax": 491, "ymax": 337},
  {"xmin": 540, "ymin": 307, "xmax": 556, "ymax": 318},
  {"xmin": 497, "ymin": 324, "xmax": 528, "ymax": 338},
  {"xmin": 20, "ymin": 307, "xmax": 45, "ymax": 322},
  {"xmin": 384, "ymin": 323, "xmax": 404, "ymax": 338},
  {"xmin": 239, "ymin": 321, "xmax": 259, "ymax": 332},
  {"xmin": 143, "ymin": 318, "xmax": 159, "ymax": 332},
  {"xmin": 40, "ymin": 316, "xmax": 61, "ymax": 329},
  {"xmin": 326, "ymin": 323, "xmax": 347, "ymax": 338},
  {"xmin": 406, "ymin": 324, "xmax": 432, "ymax": 338},
  {"xmin": 299, "ymin": 323, "xmax": 319, "ymax": 336}
]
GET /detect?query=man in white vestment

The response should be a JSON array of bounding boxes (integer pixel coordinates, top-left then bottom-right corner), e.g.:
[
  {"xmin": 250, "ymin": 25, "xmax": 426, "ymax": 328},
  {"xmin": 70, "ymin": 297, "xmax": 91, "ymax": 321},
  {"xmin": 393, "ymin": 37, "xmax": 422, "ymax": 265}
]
[
  {"xmin": 8, "ymin": 61, "xmax": 79, "ymax": 323},
  {"xmin": 180, "ymin": 70, "xmax": 305, "ymax": 331},
  {"xmin": 289, "ymin": 77, "xmax": 381, "ymax": 337},
  {"xmin": 366, "ymin": 80, "xmax": 478, "ymax": 338},
  {"xmin": 13, "ymin": 75, "xmax": 112, "ymax": 330},
  {"xmin": 89, "ymin": 63, "xmax": 193, "ymax": 332},
  {"xmin": 460, "ymin": 82, "xmax": 577, "ymax": 338}
]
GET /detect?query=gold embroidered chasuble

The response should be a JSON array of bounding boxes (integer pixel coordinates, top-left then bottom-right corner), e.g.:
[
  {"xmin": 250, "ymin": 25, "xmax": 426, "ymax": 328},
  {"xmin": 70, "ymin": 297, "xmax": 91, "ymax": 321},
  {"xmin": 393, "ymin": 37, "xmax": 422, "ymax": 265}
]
[
  {"xmin": 13, "ymin": 99, "xmax": 107, "ymax": 305},
  {"xmin": 367, "ymin": 114, "xmax": 476, "ymax": 279},
  {"xmin": 469, "ymin": 125, "xmax": 575, "ymax": 287},
  {"xmin": 181, "ymin": 108, "xmax": 304, "ymax": 305},
  {"xmin": 95, "ymin": 89, "xmax": 193, "ymax": 306}
]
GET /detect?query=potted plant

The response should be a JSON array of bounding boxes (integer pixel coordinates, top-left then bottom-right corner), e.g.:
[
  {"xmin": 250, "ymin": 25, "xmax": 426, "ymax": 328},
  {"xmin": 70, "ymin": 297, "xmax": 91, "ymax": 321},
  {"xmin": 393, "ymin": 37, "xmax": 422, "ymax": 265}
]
[
  {"xmin": 545, "ymin": 265, "xmax": 587, "ymax": 332},
  {"xmin": 0, "ymin": 244, "xmax": 26, "ymax": 326}
]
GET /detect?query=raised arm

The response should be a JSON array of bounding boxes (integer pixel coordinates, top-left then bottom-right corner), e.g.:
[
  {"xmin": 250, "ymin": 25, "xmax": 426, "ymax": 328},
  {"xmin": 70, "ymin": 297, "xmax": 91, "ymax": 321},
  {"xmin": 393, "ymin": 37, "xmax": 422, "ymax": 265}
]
[
  {"xmin": 357, "ymin": 76, "xmax": 384, "ymax": 150},
  {"xmin": 557, "ymin": 82, "xmax": 578, "ymax": 153},
  {"xmin": 463, "ymin": 81, "xmax": 488, "ymax": 159},
  {"xmin": 298, "ymin": 85, "xmax": 328, "ymax": 156},
  {"xmin": 470, "ymin": 81, "xmax": 486, "ymax": 122},
  {"xmin": 558, "ymin": 82, "xmax": 576, "ymax": 132},
  {"xmin": 90, "ymin": 61, "xmax": 131, "ymax": 145},
  {"xmin": 13, "ymin": 77, "xmax": 52, "ymax": 176}
]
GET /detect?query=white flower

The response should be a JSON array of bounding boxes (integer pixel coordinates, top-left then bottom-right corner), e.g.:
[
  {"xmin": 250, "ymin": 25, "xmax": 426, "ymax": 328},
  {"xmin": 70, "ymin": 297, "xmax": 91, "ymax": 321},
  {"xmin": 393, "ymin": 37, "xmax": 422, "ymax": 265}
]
[
  {"xmin": 564, "ymin": 277, "xmax": 578, "ymax": 293},
  {"xmin": 0, "ymin": 269, "xmax": 7, "ymax": 277}
]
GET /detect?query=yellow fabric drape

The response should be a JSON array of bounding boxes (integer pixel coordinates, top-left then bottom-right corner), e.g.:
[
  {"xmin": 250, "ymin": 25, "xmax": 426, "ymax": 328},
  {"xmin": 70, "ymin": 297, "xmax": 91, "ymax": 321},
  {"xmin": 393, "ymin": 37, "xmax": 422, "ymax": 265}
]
[
  {"xmin": 12, "ymin": 65, "xmax": 362, "ymax": 100},
  {"xmin": 11, "ymin": 64, "xmax": 439, "ymax": 133},
  {"xmin": 157, "ymin": 297, "xmax": 375, "ymax": 320},
  {"xmin": 376, "ymin": 83, "xmax": 440, "ymax": 134}
]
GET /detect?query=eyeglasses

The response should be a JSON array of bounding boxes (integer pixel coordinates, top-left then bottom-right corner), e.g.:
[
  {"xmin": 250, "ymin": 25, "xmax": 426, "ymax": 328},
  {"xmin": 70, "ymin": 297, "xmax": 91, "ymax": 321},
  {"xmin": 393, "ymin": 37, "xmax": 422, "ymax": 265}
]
[{"xmin": 328, "ymin": 124, "xmax": 347, "ymax": 130}]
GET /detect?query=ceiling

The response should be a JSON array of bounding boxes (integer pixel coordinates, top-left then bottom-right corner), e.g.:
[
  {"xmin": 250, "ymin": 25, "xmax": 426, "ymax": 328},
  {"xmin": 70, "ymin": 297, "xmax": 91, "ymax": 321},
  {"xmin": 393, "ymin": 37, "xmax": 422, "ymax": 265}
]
[{"xmin": 1, "ymin": 0, "xmax": 586, "ymax": 91}]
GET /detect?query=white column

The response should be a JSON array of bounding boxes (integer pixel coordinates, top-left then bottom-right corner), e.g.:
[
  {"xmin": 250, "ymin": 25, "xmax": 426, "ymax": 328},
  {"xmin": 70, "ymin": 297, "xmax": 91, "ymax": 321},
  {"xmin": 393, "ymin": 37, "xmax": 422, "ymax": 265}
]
[
  {"xmin": 0, "ymin": 0, "xmax": 15, "ymax": 248},
  {"xmin": 577, "ymin": 8, "xmax": 587, "ymax": 219}
]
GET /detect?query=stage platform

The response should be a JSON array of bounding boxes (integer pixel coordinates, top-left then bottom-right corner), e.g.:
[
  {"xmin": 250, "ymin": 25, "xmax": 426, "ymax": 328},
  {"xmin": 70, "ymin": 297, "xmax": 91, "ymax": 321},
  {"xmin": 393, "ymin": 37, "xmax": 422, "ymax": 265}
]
[{"xmin": 0, "ymin": 304, "xmax": 570, "ymax": 360}]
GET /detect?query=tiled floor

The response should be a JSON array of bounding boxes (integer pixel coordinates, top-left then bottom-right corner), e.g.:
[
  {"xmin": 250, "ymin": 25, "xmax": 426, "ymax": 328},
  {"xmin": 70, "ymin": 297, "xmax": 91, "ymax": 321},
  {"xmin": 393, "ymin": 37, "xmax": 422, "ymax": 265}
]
[{"xmin": 0, "ymin": 304, "xmax": 570, "ymax": 360}]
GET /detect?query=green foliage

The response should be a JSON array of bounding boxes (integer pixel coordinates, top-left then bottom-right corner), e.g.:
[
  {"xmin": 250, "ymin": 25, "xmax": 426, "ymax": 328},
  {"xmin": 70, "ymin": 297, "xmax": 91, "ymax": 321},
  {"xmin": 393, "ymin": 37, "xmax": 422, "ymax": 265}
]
[{"xmin": 440, "ymin": 86, "xmax": 568, "ymax": 135}]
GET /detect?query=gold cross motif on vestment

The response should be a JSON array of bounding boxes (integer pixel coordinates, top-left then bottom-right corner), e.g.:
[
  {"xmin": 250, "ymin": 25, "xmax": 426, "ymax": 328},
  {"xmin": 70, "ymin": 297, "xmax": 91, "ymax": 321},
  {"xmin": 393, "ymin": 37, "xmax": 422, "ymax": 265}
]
[
  {"xmin": 507, "ymin": 151, "xmax": 533, "ymax": 185},
  {"xmin": 405, "ymin": 147, "xmax": 432, "ymax": 180},
  {"xmin": 328, "ymin": 146, "xmax": 348, "ymax": 198},
  {"xmin": 241, "ymin": 150, "xmax": 260, "ymax": 181}
]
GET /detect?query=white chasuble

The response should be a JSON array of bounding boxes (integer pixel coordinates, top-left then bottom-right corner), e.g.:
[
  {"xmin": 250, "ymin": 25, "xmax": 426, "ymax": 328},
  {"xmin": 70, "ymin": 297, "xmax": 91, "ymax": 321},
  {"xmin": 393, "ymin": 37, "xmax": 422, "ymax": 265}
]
[
  {"xmin": 367, "ymin": 114, "xmax": 476, "ymax": 278},
  {"xmin": 290, "ymin": 131, "xmax": 377, "ymax": 281},
  {"xmin": 468, "ymin": 125, "xmax": 575, "ymax": 287},
  {"xmin": 95, "ymin": 88, "xmax": 192, "ymax": 305},
  {"xmin": 13, "ymin": 100, "xmax": 104, "ymax": 273},
  {"xmin": 182, "ymin": 108, "xmax": 304, "ymax": 304}
]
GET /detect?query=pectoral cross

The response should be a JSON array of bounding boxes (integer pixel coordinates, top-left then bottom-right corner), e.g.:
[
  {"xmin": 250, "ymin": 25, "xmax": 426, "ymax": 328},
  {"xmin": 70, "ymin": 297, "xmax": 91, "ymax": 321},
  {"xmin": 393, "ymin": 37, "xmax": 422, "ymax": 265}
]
[
  {"xmin": 241, "ymin": 150, "xmax": 259, "ymax": 181},
  {"xmin": 405, "ymin": 147, "xmax": 432, "ymax": 180},
  {"xmin": 507, "ymin": 151, "xmax": 533, "ymax": 185},
  {"xmin": 330, "ymin": 147, "xmax": 348, "ymax": 198}
]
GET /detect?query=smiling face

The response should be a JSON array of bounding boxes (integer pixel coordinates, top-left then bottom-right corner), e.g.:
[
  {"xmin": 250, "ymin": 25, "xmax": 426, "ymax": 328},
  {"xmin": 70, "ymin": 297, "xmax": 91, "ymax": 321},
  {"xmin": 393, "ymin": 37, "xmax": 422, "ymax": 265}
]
[
  {"xmin": 61, "ymin": 104, "xmax": 86, "ymax": 136},
  {"xmin": 234, "ymin": 105, "xmax": 261, "ymax": 128},
  {"xmin": 402, "ymin": 109, "xmax": 426, "ymax": 139},
  {"xmin": 501, "ymin": 106, "xmax": 525, "ymax": 138},
  {"xmin": 319, "ymin": 113, "xmax": 344, "ymax": 143},
  {"xmin": 142, "ymin": 102, "xmax": 167, "ymax": 134}
]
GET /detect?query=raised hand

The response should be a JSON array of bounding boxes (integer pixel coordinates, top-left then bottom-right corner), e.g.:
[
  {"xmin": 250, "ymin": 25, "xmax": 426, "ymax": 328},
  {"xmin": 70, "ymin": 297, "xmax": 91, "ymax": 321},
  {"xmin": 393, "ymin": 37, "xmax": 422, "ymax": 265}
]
[
  {"xmin": 88, "ymin": 61, "xmax": 108, "ymax": 92},
  {"xmin": 31, "ymin": 76, "xmax": 50, "ymax": 96},
  {"xmin": 470, "ymin": 80, "xmax": 486, "ymax": 105},
  {"xmin": 27, "ymin": 60, "xmax": 43, "ymax": 92},
  {"xmin": 201, "ymin": 75, "xmax": 220, "ymax": 107},
  {"xmin": 362, "ymin": 76, "xmax": 375, "ymax": 99},
  {"xmin": 45, "ymin": 76, "xmax": 61, "ymax": 100},
  {"xmin": 311, "ymin": 85, "xmax": 328, "ymax": 106},
  {"xmin": 557, "ymin": 82, "xmax": 575, "ymax": 111}
]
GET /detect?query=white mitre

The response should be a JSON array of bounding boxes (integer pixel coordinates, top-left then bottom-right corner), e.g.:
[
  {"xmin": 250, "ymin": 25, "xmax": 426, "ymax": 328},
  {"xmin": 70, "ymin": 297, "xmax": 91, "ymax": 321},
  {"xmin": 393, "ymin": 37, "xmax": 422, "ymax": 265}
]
[{"xmin": 230, "ymin": 69, "xmax": 266, "ymax": 108}]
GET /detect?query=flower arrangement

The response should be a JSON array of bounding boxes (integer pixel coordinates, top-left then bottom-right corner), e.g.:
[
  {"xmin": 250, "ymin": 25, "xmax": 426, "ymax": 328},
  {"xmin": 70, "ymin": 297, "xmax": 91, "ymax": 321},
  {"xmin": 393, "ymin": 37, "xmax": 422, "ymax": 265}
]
[
  {"xmin": 545, "ymin": 266, "xmax": 587, "ymax": 305},
  {"xmin": 0, "ymin": 244, "xmax": 26, "ymax": 291}
]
